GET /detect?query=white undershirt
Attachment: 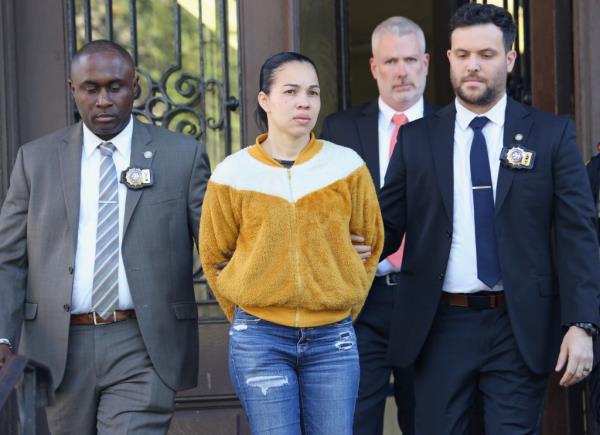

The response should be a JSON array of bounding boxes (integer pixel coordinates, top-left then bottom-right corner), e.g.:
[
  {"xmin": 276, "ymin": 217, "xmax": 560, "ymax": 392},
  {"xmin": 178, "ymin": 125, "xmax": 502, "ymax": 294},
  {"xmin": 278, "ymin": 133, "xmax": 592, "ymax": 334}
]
[
  {"xmin": 70, "ymin": 117, "xmax": 134, "ymax": 313},
  {"xmin": 377, "ymin": 97, "xmax": 424, "ymax": 276},
  {"xmin": 442, "ymin": 95, "xmax": 506, "ymax": 293}
]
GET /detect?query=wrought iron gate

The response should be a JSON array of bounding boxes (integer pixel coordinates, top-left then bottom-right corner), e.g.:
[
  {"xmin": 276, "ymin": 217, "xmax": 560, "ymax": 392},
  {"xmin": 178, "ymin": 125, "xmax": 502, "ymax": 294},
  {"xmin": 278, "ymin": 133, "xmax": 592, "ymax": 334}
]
[{"xmin": 66, "ymin": 0, "xmax": 240, "ymax": 162}]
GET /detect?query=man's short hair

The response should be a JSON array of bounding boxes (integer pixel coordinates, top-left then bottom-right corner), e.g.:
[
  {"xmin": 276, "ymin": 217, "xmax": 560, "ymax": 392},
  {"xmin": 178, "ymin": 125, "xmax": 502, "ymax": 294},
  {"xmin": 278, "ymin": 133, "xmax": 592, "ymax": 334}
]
[
  {"xmin": 371, "ymin": 16, "xmax": 426, "ymax": 55},
  {"xmin": 71, "ymin": 40, "xmax": 135, "ymax": 75},
  {"xmin": 449, "ymin": 3, "xmax": 516, "ymax": 52}
]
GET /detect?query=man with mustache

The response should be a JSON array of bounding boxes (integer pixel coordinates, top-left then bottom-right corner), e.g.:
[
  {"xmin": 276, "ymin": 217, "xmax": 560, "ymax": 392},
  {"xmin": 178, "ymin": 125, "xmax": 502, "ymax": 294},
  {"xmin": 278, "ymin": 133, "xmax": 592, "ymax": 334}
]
[
  {"xmin": 0, "ymin": 40, "xmax": 210, "ymax": 434},
  {"xmin": 380, "ymin": 4, "xmax": 600, "ymax": 434},
  {"xmin": 321, "ymin": 16, "xmax": 434, "ymax": 435}
]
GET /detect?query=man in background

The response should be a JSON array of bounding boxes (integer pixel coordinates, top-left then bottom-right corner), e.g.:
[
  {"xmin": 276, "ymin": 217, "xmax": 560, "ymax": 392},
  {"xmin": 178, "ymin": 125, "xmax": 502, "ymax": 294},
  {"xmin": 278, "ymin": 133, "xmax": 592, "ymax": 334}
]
[{"xmin": 321, "ymin": 16, "xmax": 434, "ymax": 435}]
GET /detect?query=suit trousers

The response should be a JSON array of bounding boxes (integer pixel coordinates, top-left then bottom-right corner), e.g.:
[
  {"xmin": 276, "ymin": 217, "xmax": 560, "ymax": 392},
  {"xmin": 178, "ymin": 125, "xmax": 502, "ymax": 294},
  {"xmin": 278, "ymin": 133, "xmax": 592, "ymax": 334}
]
[
  {"xmin": 353, "ymin": 278, "xmax": 415, "ymax": 435},
  {"xmin": 413, "ymin": 303, "xmax": 547, "ymax": 435},
  {"xmin": 45, "ymin": 319, "xmax": 175, "ymax": 435}
]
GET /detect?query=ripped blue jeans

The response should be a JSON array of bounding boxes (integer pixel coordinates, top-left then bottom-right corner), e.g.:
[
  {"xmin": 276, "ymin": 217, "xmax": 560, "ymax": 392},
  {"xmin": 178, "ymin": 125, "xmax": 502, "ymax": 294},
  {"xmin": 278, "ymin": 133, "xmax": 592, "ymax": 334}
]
[{"xmin": 229, "ymin": 308, "xmax": 360, "ymax": 435}]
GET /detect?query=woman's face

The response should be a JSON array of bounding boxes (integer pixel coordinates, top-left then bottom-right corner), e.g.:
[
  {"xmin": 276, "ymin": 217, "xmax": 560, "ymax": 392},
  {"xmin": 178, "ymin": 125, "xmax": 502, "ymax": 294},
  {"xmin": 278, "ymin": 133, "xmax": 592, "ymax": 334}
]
[{"xmin": 259, "ymin": 61, "xmax": 321, "ymax": 138}]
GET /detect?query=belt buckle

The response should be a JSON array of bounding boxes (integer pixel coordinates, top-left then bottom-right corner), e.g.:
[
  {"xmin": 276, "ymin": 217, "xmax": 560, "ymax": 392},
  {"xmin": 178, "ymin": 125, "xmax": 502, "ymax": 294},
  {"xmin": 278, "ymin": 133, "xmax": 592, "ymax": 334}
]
[
  {"xmin": 385, "ymin": 274, "xmax": 398, "ymax": 286},
  {"xmin": 92, "ymin": 311, "xmax": 115, "ymax": 325},
  {"xmin": 469, "ymin": 295, "xmax": 493, "ymax": 310}
]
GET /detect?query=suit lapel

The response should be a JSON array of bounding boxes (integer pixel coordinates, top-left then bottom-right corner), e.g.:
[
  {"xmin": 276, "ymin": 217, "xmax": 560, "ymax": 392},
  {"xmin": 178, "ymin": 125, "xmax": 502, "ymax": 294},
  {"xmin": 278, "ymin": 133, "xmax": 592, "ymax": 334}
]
[
  {"xmin": 357, "ymin": 101, "xmax": 381, "ymax": 188},
  {"xmin": 123, "ymin": 120, "xmax": 155, "ymax": 235},
  {"xmin": 58, "ymin": 123, "xmax": 84, "ymax": 250},
  {"xmin": 495, "ymin": 98, "xmax": 533, "ymax": 215},
  {"xmin": 430, "ymin": 104, "xmax": 456, "ymax": 223}
]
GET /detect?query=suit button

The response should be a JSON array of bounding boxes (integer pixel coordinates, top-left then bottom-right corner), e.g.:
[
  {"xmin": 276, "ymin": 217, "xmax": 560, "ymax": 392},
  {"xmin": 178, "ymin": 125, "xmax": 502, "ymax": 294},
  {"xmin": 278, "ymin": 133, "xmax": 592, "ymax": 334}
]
[
  {"xmin": 438, "ymin": 272, "xmax": 445, "ymax": 280},
  {"xmin": 68, "ymin": 266, "xmax": 74, "ymax": 274},
  {"xmin": 63, "ymin": 304, "xmax": 71, "ymax": 312},
  {"xmin": 446, "ymin": 230, "xmax": 452, "ymax": 238}
]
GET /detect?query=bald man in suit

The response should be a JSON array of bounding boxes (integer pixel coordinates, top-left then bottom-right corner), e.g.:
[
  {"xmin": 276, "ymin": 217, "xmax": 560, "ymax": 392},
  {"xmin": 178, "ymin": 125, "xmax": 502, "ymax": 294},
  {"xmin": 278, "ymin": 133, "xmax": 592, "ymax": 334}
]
[{"xmin": 0, "ymin": 40, "xmax": 210, "ymax": 434}]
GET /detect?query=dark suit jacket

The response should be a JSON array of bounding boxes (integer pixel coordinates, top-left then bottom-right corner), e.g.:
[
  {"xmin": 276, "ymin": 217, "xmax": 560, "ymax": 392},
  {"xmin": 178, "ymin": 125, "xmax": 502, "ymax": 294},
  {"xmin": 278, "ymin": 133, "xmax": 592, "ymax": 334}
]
[
  {"xmin": 586, "ymin": 152, "xmax": 600, "ymax": 242},
  {"xmin": 380, "ymin": 98, "xmax": 600, "ymax": 374},
  {"xmin": 320, "ymin": 100, "xmax": 436, "ymax": 192},
  {"xmin": 0, "ymin": 119, "xmax": 210, "ymax": 391}
]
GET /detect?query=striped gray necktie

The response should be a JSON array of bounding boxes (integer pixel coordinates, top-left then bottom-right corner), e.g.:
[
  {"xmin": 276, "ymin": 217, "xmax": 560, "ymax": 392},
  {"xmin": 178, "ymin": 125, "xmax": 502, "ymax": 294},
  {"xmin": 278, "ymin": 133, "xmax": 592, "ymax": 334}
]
[{"xmin": 92, "ymin": 142, "xmax": 119, "ymax": 319}]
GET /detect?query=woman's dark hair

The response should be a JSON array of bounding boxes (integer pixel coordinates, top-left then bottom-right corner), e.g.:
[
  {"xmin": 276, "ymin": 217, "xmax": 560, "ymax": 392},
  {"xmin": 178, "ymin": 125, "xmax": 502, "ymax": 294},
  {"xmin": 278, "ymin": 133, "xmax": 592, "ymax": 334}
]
[
  {"xmin": 255, "ymin": 51, "xmax": 318, "ymax": 132},
  {"xmin": 449, "ymin": 3, "xmax": 516, "ymax": 52}
]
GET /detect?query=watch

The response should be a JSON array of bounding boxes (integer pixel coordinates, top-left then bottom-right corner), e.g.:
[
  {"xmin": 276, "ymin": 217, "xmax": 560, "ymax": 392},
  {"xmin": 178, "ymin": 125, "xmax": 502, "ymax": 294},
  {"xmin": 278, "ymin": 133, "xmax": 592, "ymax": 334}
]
[{"xmin": 572, "ymin": 322, "xmax": 599, "ymax": 337}]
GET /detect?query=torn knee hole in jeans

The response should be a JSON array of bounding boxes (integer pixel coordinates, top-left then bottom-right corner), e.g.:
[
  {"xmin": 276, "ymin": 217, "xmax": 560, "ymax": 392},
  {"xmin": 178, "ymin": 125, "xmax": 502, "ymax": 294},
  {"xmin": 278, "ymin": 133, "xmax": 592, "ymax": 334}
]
[
  {"xmin": 246, "ymin": 375, "xmax": 289, "ymax": 395},
  {"xmin": 335, "ymin": 332, "xmax": 354, "ymax": 350}
]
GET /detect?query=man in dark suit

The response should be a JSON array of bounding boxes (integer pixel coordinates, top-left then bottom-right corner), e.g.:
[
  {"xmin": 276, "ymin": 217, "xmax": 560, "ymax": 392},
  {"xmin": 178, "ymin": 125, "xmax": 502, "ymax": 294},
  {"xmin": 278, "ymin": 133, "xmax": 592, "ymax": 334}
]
[
  {"xmin": 380, "ymin": 4, "xmax": 600, "ymax": 434},
  {"xmin": 321, "ymin": 16, "xmax": 433, "ymax": 435},
  {"xmin": 0, "ymin": 40, "xmax": 210, "ymax": 434}
]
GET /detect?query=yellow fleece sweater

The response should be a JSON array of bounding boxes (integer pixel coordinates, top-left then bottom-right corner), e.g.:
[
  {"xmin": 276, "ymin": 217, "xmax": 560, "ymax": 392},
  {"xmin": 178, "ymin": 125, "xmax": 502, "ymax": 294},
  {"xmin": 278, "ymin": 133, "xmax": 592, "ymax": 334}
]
[{"xmin": 199, "ymin": 134, "xmax": 384, "ymax": 327}]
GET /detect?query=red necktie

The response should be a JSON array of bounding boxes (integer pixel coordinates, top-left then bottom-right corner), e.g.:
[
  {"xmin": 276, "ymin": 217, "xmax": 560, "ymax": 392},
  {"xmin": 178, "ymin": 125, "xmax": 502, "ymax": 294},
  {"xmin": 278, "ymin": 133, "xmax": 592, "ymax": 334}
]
[
  {"xmin": 388, "ymin": 113, "xmax": 408, "ymax": 157},
  {"xmin": 387, "ymin": 113, "xmax": 409, "ymax": 269}
]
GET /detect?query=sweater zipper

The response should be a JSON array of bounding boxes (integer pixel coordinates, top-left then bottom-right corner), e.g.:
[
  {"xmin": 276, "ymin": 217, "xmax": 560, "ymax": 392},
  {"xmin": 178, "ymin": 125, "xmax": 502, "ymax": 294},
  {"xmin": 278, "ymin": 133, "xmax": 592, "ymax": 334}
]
[{"xmin": 287, "ymin": 169, "xmax": 302, "ymax": 327}]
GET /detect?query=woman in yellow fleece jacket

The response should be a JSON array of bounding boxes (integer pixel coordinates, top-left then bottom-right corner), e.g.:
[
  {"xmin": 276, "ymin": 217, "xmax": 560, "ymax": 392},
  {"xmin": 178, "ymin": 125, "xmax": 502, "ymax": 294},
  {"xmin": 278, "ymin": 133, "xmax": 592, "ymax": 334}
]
[{"xmin": 200, "ymin": 52, "xmax": 383, "ymax": 435}]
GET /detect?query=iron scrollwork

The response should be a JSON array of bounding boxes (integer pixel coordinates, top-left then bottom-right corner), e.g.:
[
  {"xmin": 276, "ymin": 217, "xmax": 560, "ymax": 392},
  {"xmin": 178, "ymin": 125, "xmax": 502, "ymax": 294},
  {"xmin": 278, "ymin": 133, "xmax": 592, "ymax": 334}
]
[
  {"xmin": 66, "ymin": 0, "xmax": 240, "ymax": 142},
  {"xmin": 134, "ymin": 65, "xmax": 239, "ymax": 141}
]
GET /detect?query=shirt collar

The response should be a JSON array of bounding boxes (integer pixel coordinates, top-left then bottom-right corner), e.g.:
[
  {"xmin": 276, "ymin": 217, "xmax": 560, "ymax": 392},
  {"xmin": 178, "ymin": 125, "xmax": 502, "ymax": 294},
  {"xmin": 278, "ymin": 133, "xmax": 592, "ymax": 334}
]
[
  {"xmin": 455, "ymin": 94, "xmax": 507, "ymax": 131},
  {"xmin": 82, "ymin": 116, "xmax": 134, "ymax": 159},
  {"xmin": 378, "ymin": 96, "xmax": 424, "ymax": 126}
]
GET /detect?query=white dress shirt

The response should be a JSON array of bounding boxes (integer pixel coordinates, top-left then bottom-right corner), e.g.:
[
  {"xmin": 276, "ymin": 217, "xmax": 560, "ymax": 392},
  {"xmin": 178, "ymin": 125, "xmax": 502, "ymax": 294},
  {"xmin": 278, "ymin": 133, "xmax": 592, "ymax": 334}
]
[
  {"xmin": 442, "ymin": 95, "xmax": 507, "ymax": 293},
  {"xmin": 71, "ymin": 117, "xmax": 134, "ymax": 313},
  {"xmin": 376, "ymin": 97, "xmax": 424, "ymax": 276}
]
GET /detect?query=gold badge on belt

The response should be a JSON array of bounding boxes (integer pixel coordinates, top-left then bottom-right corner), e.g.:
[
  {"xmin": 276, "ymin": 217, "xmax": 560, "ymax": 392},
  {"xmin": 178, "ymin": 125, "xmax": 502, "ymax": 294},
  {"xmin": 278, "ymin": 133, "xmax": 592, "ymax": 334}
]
[{"xmin": 120, "ymin": 167, "xmax": 154, "ymax": 189}]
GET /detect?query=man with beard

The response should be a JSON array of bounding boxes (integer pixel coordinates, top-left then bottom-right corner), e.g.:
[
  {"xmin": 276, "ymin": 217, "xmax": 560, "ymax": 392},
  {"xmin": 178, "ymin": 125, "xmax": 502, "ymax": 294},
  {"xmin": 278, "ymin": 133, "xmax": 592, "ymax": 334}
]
[
  {"xmin": 379, "ymin": 4, "xmax": 600, "ymax": 434},
  {"xmin": 320, "ymin": 16, "xmax": 434, "ymax": 435}
]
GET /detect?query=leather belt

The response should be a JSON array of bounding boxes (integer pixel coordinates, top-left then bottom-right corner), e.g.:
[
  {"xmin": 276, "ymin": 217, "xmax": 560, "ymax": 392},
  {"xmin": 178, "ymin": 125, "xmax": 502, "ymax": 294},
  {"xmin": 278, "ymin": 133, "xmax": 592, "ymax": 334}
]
[
  {"xmin": 70, "ymin": 310, "xmax": 137, "ymax": 325},
  {"xmin": 439, "ymin": 292, "xmax": 506, "ymax": 309}
]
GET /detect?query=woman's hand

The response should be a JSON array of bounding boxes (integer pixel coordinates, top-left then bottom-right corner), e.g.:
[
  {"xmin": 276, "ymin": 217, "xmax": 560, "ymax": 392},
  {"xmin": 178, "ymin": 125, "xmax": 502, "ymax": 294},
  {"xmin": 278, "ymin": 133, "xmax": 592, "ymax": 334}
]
[{"xmin": 215, "ymin": 250, "xmax": 233, "ymax": 275}]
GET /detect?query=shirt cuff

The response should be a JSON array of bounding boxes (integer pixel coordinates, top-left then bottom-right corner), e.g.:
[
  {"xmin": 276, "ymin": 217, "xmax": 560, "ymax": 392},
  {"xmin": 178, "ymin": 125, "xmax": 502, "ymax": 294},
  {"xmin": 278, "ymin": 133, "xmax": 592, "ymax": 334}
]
[
  {"xmin": 0, "ymin": 338, "xmax": 13, "ymax": 349},
  {"xmin": 375, "ymin": 258, "xmax": 400, "ymax": 276}
]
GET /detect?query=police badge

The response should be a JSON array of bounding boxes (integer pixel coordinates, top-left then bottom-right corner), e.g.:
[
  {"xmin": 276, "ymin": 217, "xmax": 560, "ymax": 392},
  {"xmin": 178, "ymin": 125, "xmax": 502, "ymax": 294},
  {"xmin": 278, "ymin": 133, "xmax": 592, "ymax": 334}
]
[
  {"xmin": 120, "ymin": 167, "xmax": 154, "ymax": 189},
  {"xmin": 500, "ymin": 145, "xmax": 535, "ymax": 170}
]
